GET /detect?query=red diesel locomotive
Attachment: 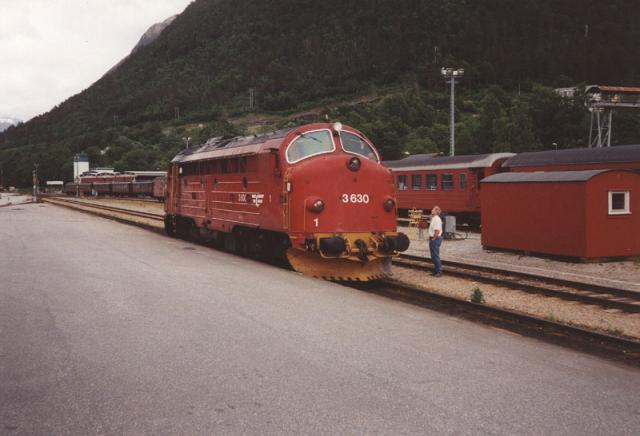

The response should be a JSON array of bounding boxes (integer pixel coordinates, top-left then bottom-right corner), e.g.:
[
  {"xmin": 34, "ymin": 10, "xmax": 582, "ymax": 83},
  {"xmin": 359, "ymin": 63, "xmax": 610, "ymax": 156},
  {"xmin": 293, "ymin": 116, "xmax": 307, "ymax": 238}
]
[{"xmin": 164, "ymin": 122, "xmax": 409, "ymax": 280}]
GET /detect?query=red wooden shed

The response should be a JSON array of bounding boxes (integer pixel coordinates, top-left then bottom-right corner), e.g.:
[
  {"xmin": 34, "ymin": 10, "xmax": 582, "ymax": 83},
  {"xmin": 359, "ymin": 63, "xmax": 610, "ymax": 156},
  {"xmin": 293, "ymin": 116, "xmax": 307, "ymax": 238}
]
[{"xmin": 480, "ymin": 170, "xmax": 640, "ymax": 259}]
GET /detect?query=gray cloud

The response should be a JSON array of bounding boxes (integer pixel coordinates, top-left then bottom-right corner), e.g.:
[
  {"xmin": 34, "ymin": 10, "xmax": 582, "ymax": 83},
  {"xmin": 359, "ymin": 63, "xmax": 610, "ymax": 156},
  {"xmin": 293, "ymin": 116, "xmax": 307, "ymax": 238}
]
[{"xmin": 0, "ymin": 0, "xmax": 193, "ymax": 121}]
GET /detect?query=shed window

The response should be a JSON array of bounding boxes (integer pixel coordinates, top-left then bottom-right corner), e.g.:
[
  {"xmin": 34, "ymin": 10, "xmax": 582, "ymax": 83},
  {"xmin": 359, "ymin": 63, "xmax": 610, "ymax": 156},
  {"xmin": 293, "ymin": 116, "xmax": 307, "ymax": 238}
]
[
  {"xmin": 459, "ymin": 174, "xmax": 467, "ymax": 191},
  {"xmin": 426, "ymin": 175, "xmax": 437, "ymax": 190},
  {"xmin": 608, "ymin": 191, "xmax": 630, "ymax": 215},
  {"xmin": 441, "ymin": 174, "xmax": 454, "ymax": 191},
  {"xmin": 411, "ymin": 175, "xmax": 422, "ymax": 190},
  {"xmin": 397, "ymin": 175, "xmax": 408, "ymax": 191}
]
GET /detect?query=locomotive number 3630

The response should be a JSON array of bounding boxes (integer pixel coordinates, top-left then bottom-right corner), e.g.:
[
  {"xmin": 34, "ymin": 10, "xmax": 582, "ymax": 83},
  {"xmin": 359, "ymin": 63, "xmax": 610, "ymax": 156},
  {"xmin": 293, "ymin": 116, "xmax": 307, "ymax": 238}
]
[{"xmin": 341, "ymin": 194, "xmax": 370, "ymax": 204}]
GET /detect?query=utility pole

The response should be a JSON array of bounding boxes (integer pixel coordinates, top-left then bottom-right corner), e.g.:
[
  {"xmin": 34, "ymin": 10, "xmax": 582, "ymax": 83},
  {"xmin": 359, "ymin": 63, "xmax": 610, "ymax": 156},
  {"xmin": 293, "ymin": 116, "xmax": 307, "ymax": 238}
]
[{"xmin": 441, "ymin": 67, "xmax": 464, "ymax": 156}]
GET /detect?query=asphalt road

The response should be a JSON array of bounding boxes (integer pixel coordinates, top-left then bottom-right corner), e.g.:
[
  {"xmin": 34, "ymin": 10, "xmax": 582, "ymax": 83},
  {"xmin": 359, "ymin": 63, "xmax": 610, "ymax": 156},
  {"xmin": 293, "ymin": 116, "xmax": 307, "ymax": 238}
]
[{"xmin": 1, "ymin": 204, "xmax": 639, "ymax": 435}]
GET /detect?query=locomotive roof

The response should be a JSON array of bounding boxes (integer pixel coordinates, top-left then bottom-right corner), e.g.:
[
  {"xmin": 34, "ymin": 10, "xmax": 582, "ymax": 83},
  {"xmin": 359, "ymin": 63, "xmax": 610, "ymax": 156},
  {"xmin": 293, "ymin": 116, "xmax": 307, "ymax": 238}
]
[
  {"xmin": 171, "ymin": 128, "xmax": 293, "ymax": 164},
  {"xmin": 481, "ymin": 169, "xmax": 628, "ymax": 183},
  {"xmin": 503, "ymin": 144, "xmax": 640, "ymax": 168},
  {"xmin": 384, "ymin": 152, "xmax": 515, "ymax": 171}
]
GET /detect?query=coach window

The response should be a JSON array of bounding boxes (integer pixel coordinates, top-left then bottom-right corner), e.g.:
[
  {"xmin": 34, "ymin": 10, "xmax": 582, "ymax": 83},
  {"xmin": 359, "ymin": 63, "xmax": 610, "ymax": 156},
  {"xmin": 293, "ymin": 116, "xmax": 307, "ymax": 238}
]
[
  {"xmin": 608, "ymin": 191, "xmax": 630, "ymax": 215},
  {"xmin": 397, "ymin": 175, "xmax": 408, "ymax": 191},
  {"xmin": 442, "ymin": 174, "xmax": 454, "ymax": 191},
  {"xmin": 411, "ymin": 175, "xmax": 422, "ymax": 190},
  {"xmin": 340, "ymin": 131, "xmax": 379, "ymax": 162},
  {"xmin": 426, "ymin": 174, "xmax": 437, "ymax": 191},
  {"xmin": 459, "ymin": 174, "xmax": 467, "ymax": 191},
  {"xmin": 286, "ymin": 129, "xmax": 335, "ymax": 163}
]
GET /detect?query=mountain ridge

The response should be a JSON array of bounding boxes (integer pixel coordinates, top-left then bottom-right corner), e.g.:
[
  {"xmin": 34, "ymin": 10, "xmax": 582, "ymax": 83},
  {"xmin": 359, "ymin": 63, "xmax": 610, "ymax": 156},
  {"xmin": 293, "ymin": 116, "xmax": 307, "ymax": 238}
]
[{"xmin": 1, "ymin": 0, "xmax": 639, "ymax": 186}]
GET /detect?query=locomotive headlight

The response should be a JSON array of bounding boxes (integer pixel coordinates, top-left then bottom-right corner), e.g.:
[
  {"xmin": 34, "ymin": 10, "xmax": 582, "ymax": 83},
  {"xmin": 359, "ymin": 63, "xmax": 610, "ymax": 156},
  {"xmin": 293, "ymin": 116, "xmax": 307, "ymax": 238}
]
[
  {"xmin": 333, "ymin": 122, "xmax": 343, "ymax": 132},
  {"xmin": 307, "ymin": 198, "xmax": 325, "ymax": 213},
  {"xmin": 347, "ymin": 156, "xmax": 361, "ymax": 172},
  {"xmin": 383, "ymin": 198, "xmax": 395, "ymax": 212}
]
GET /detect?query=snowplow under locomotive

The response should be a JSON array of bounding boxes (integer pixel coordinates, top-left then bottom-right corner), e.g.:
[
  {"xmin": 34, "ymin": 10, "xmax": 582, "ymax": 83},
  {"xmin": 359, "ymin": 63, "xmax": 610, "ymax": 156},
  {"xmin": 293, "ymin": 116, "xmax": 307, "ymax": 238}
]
[{"xmin": 164, "ymin": 122, "xmax": 409, "ymax": 281}]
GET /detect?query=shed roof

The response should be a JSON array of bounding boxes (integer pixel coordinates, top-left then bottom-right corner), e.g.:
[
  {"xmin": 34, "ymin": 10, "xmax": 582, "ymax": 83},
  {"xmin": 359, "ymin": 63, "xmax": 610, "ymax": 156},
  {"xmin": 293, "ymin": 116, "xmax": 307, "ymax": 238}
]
[
  {"xmin": 481, "ymin": 169, "xmax": 628, "ymax": 183},
  {"xmin": 171, "ymin": 128, "xmax": 292, "ymax": 164},
  {"xmin": 503, "ymin": 144, "xmax": 640, "ymax": 168},
  {"xmin": 384, "ymin": 152, "xmax": 515, "ymax": 171}
]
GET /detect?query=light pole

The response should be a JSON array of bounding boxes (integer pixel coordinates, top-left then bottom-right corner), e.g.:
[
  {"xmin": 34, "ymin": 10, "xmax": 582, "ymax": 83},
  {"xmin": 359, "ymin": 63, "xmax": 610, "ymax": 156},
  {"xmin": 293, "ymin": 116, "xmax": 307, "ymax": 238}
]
[
  {"xmin": 441, "ymin": 67, "xmax": 464, "ymax": 156},
  {"xmin": 182, "ymin": 136, "xmax": 192, "ymax": 149}
]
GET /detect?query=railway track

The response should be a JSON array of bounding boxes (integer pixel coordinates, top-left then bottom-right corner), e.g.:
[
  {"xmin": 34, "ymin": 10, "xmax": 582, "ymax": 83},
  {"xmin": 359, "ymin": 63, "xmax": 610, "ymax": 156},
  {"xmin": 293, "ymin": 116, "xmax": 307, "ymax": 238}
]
[
  {"xmin": 362, "ymin": 279, "xmax": 640, "ymax": 366},
  {"xmin": 44, "ymin": 197, "xmax": 164, "ymax": 222},
  {"xmin": 395, "ymin": 254, "xmax": 640, "ymax": 313},
  {"xmin": 43, "ymin": 198, "xmax": 640, "ymax": 365}
]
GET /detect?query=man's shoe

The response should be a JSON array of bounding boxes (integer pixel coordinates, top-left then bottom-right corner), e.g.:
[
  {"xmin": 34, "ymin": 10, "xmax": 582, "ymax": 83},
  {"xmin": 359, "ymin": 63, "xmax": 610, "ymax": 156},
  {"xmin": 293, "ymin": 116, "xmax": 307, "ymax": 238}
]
[{"xmin": 434, "ymin": 272, "xmax": 443, "ymax": 277}]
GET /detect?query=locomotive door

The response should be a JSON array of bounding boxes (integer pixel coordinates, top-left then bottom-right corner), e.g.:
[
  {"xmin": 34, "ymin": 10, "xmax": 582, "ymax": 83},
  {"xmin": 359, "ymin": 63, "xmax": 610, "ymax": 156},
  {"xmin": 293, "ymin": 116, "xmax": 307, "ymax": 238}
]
[
  {"xmin": 283, "ymin": 169, "xmax": 291, "ymax": 230},
  {"xmin": 168, "ymin": 164, "xmax": 181, "ymax": 214}
]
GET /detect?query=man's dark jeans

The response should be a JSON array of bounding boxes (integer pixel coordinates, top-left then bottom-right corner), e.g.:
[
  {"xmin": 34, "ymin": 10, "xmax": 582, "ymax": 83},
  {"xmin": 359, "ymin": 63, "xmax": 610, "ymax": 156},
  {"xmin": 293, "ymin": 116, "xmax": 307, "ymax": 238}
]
[{"xmin": 429, "ymin": 236, "xmax": 443, "ymax": 274}]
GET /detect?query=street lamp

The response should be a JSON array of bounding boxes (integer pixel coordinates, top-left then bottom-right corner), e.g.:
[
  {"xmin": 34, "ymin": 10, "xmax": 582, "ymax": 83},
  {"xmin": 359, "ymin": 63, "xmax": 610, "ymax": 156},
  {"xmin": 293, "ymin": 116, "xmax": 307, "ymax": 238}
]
[
  {"xmin": 441, "ymin": 67, "xmax": 464, "ymax": 156},
  {"xmin": 182, "ymin": 136, "xmax": 192, "ymax": 149}
]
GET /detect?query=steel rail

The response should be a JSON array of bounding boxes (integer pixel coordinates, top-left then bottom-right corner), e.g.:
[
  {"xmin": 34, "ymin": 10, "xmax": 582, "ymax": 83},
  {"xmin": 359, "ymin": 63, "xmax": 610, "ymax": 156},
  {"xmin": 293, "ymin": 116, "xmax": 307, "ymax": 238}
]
[
  {"xmin": 396, "ymin": 254, "xmax": 640, "ymax": 313},
  {"xmin": 44, "ymin": 197, "xmax": 164, "ymax": 221},
  {"xmin": 362, "ymin": 279, "xmax": 640, "ymax": 366}
]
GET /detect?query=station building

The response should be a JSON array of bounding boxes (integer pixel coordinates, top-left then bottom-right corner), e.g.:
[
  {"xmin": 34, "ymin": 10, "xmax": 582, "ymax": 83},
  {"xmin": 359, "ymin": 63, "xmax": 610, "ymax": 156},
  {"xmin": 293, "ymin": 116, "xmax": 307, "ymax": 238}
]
[{"xmin": 480, "ymin": 170, "xmax": 640, "ymax": 259}]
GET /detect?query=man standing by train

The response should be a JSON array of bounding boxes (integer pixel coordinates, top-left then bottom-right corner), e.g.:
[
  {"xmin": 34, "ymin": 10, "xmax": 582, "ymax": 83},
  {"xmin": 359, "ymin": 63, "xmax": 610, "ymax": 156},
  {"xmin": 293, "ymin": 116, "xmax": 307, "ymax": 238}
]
[{"xmin": 428, "ymin": 206, "xmax": 443, "ymax": 277}]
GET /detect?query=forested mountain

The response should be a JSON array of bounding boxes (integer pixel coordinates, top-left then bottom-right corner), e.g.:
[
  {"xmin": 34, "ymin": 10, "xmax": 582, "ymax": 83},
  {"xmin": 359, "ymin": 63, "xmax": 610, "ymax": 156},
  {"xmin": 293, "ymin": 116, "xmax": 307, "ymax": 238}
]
[{"xmin": 2, "ymin": 0, "xmax": 639, "ymax": 186}]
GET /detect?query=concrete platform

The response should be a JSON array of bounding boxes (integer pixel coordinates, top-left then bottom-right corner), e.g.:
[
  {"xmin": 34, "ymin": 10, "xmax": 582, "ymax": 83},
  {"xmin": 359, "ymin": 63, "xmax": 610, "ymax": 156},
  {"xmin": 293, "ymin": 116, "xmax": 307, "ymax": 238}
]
[
  {"xmin": 403, "ymin": 226, "xmax": 640, "ymax": 293},
  {"xmin": 2, "ymin": 203, "xmax": 640, "ymax": 435}
]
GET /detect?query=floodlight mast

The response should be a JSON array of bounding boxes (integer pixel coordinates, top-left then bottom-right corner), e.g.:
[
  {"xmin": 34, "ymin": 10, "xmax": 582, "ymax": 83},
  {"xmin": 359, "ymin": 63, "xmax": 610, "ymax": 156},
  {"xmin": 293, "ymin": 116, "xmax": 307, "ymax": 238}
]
[{"xmin": 441, "ymin": 68, "xmax": 464, "ymax": 156}]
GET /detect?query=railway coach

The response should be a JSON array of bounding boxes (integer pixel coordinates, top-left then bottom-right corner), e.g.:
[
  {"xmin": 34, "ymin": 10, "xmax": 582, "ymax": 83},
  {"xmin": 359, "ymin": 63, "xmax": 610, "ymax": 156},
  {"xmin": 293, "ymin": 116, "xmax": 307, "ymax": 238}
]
[
  {"xmin": 503, "ymin": 144, "xmax": 640, "ymax": 172},
  {"xmin": 384, "ymin": 152, "xmax": 515, "ymax": 222},
  {"xmin": 164, "ymin": 122, "xmax": 409, "ymax": 281}
]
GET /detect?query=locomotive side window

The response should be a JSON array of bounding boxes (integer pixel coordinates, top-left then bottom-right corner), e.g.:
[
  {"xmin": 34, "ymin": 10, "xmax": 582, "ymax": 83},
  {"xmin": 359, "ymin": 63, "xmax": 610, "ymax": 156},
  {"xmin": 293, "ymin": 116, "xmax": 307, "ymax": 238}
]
[
  {"xmin": 459, "ymin": 174, "xmax": 467, "ymax": 191},
  {"xmin": 441, "ymin": 174, "xmax": 454, "ymax": 191},
  {"xmin": 286, "ymin": 129, "xmax": 335, "ymax": 163},
  {"xmin": 340, "ymin": 131, "xmax": 379, "ymax": 162},
  {"xmin": 397, "ymin": 175, "xmax": 408, "ymax": 191},
  {"xmin": 426, "ymin": 174, "xmax": 437, "ymax": 191},
  {"xmin": 230, "ymin": 158, "xmax": 239, "ymax": 173},
  {"xmin": 411, "ymin": 175, "xmax": 422, "ymax": 190}
]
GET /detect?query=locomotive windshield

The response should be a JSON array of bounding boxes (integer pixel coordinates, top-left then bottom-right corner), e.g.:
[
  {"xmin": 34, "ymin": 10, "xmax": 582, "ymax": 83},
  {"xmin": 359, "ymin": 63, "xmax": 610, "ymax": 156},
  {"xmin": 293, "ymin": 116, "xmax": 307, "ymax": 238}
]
[
  {"xmin": 340, "ymin": 131, "xmax": 379, "ymax": 162},
  {"xmin": 286, "ymin": 129, "xmax": 335, "ymax": 163}
]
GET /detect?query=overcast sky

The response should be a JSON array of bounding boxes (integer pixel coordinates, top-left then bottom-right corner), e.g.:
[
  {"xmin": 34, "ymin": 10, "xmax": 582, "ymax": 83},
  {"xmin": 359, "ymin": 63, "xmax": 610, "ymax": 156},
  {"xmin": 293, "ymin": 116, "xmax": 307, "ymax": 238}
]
[{"xmin": 1, "ymin": 0, "xmax": 193, "ymax": 121}]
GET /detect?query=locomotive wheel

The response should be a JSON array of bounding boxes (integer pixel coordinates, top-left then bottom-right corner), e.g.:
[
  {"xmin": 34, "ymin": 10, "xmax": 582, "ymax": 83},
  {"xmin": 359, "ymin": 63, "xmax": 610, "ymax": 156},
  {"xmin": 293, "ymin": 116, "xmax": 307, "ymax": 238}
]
[
  {"xmin": 286, "ymin": 249, "xmax": 391, "ymax": 282},
  {"xmin": 164, "ymin": 215, "xmax": 177, "ymax": 237}
]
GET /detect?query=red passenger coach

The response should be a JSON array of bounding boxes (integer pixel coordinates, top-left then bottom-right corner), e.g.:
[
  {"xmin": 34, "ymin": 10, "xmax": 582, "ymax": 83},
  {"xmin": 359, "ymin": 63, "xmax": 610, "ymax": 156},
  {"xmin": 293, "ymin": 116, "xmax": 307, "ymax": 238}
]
[
  {"xmin": 385, "ymin": 153, "xmax": 515, "ymax": 221},
  {"xmin": 503, "ymin": 144, "xmax": 640, "ymax": 172},
  {"xmin": 165, "ymin": 123, "xmax": 409, "ymax": 281}
]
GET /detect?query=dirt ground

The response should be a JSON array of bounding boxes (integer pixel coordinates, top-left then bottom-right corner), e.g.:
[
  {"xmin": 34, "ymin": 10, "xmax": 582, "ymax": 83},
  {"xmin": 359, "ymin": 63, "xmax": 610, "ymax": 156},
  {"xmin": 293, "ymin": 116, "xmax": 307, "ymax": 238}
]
[{"xmin": 402, "ymin": 226, "xmax": 640, "ymax": 292}]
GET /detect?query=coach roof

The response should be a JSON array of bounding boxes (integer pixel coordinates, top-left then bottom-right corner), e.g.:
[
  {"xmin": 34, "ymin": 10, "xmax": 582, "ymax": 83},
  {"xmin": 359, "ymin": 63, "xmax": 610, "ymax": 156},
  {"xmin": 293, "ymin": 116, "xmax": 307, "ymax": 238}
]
[
  {"xmin": 503, "ymin": 144, "xmax": 640, "ymax": 168},
  {"xmin": 480, "ymin": 169, "xmax": 635, "ymax": 183},
  {"xmin": 384, "ymin": 152, "xmax": 515, "ymax": 171}
]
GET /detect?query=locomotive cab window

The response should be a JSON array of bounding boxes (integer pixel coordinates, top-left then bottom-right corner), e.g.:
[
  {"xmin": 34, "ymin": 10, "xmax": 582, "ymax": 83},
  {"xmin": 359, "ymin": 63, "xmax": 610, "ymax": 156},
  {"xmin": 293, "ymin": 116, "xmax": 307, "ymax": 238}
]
[
  {"xmin": 286, "ymin": 129, "xmax": 335, "ymax": 163},
  {"xmin": 411, "ymin": 175, "xmax": 422, "ymax": 190},
  {"xmin": 397, "ymin": 175, "xmax": 408, "ymax": 191},
  {"xmin": 340, "ymin": 131, "xmax": 379, "ymax": 162},
  {"xmin": 441, "ymin": 174, "xmax": 454, "ymax": 191},
  {"xmin": 608, "ymin": 191, "xmax": 630, "ymax": 215},
  {"xmin": 426, "ymin": 175, "xmax": 437, "ymax": 191}
]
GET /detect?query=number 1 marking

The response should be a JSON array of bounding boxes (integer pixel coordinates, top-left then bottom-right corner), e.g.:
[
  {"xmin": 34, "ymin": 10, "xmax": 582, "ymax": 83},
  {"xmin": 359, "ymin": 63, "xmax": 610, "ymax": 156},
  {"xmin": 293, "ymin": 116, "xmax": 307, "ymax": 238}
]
[{"xmin": 313, "ymin": 218, "xmax": 319, "ymax": 227}]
